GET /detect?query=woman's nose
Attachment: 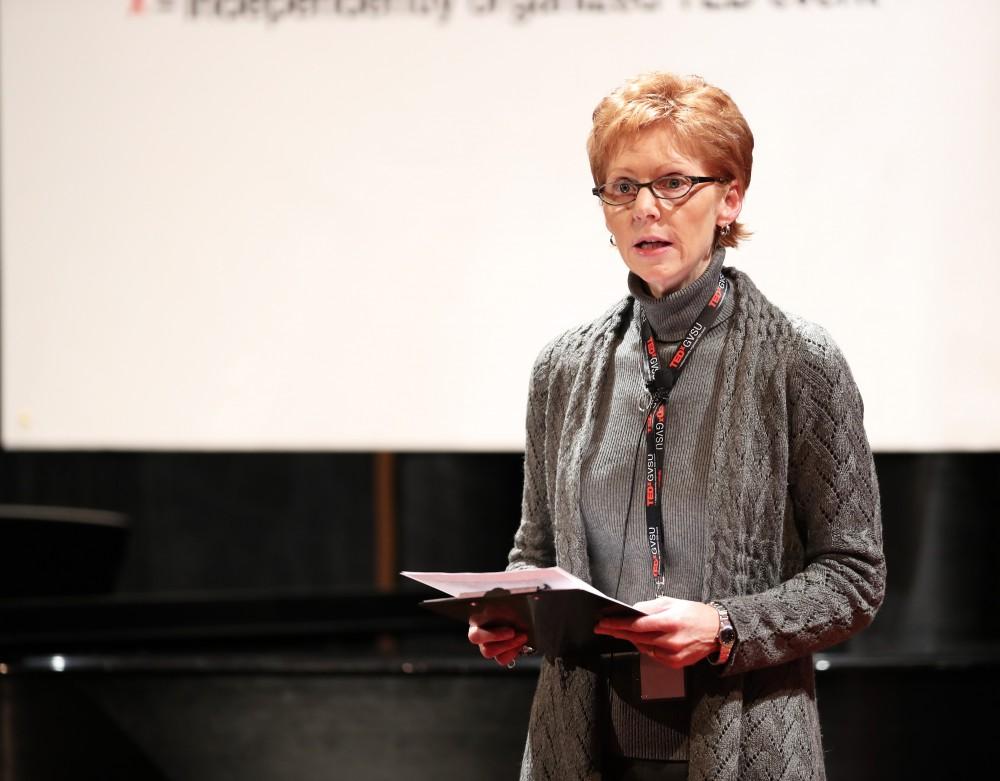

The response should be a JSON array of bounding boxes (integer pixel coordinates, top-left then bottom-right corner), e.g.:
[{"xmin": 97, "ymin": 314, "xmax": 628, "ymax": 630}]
[{"xmin": 632, "ymin": 187, "xmax": 661, "ymax": 222}]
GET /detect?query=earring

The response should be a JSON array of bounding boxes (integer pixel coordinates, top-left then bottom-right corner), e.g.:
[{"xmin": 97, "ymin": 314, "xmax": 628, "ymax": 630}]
[
  {"xmin": 609, "ymin": 234, "xmax": 617, "ymax": 247},
  {"xmin": 719, "ymin": 224, "xmax": 731, "ymax": 237}
]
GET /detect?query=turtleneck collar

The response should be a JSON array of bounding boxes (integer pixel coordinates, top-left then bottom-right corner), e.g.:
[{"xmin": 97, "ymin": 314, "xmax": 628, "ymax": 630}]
[{"xmin": 627, "ymin": 247, "xmax": 734, "ymax": 341}]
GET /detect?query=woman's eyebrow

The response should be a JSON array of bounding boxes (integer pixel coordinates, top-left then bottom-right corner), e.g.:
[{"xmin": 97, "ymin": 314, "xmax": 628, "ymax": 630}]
[{"xmin": 605, "ymin": 163, "xmax": 691, "ymax": 179}]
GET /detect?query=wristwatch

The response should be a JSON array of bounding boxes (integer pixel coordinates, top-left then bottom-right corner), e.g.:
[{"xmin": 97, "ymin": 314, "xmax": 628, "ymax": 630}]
[{"xmin": 708, "ymin": 601, "xmax": 736, "ymax": 666}]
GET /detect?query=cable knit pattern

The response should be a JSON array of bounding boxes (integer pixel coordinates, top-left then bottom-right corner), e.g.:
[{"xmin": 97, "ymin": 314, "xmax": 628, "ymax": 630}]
[{"xmin": 508, "ymin": 267, "xmax": 885, "ymax": 781}]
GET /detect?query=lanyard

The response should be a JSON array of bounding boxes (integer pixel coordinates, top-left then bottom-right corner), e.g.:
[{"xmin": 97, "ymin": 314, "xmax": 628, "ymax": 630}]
[{"xmin": 638, "ymin": 273, "xmax": 729, "ymax": 596}]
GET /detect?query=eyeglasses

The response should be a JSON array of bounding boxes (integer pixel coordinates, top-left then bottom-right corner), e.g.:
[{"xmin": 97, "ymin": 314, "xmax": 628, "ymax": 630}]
[{"xmin": 592, "ymin": 174, "xmax": 729, "ymax": 206}]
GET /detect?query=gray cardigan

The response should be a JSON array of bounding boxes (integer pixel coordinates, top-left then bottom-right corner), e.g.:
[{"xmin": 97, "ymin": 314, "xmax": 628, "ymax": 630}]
[{"xmin": 508, "ymin": 268, "xmax": 886, "ymax": 781}]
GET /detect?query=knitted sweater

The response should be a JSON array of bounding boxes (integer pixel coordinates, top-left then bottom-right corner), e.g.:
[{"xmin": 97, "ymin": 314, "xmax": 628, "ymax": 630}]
[{"xmin": 507, "ymin": 263, "xmax": 886, "ymax": 781}]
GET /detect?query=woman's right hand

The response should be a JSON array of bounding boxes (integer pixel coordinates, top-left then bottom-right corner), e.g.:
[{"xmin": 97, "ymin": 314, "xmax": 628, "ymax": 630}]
[{"xmin": 468, "ymin": 622, "xmax": 528, "ymax": 667}]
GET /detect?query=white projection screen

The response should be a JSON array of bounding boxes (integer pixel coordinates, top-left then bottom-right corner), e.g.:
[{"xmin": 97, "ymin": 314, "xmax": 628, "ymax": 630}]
[{"xmin": 2, "ymin": 0, "xmax": 998, "ymax": 451}]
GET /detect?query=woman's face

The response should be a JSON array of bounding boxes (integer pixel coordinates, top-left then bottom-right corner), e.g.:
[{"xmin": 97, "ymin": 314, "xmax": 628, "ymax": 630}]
[{"xmin": 603, "ymin": 125, "xmax": 743, "ymax": 298}]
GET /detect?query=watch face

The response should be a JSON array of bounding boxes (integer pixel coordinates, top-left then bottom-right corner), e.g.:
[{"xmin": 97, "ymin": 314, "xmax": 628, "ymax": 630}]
[{"xmin": 720, "ymin": 626, "xmax": 736, "ymax": 644}]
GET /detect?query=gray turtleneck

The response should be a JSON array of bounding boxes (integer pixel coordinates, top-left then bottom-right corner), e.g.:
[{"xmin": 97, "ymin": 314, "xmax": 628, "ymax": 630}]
[{"xmin": 580, "ymin": 248, "xmax": 735, "ymax": 761}]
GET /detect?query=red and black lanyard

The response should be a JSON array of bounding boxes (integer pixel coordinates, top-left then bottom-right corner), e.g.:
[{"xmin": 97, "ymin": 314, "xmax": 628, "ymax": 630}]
[{"xmin": 638, "ymin": 273, "xmax": 729, "ymax": 596}]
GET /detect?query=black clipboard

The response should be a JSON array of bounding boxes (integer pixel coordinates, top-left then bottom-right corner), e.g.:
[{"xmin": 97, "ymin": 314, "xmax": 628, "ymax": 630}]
[{"xmin": 421, "ymin": 586, "xmax": 642, "ymax": 664}]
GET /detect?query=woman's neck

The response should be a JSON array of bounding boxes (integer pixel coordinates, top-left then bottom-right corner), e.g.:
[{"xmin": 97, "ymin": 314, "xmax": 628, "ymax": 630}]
[{"xmin": 628, "ymin": 247, "xmax": 727, "ymax": 341}]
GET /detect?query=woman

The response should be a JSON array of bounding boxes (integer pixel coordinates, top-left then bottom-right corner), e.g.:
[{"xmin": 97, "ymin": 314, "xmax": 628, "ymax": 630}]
[{"xmin": 468, "ymin": 72, "xmax": 885, "ymax": 780}]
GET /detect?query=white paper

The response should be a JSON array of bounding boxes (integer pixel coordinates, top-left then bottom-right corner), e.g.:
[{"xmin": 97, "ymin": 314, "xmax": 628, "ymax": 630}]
[{"xmin": 400, "ymin": 566, "xmax": 637, "ymax": 611}]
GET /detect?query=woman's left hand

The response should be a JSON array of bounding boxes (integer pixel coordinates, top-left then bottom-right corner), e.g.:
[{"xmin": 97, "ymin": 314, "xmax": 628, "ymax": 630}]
[{"xmin": 594, "ymin": 596, "xmax": 720, "ymax": 668}]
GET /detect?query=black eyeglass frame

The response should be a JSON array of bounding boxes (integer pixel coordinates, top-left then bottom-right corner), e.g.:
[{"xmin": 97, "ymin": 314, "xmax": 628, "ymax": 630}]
[{"xmin": 591, "ymin": 175, "xmax": 730, "ymax": 205}]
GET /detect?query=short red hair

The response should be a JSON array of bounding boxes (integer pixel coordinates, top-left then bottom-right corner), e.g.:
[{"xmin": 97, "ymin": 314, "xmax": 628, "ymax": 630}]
[{"xmin": 588, "ymin": 72, "xmax": 754, "ymax": 249}]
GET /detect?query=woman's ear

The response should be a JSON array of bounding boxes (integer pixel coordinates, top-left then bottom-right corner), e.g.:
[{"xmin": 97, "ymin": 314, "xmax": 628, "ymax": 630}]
[{"xmin": 718, "ymin": 180, "xmax": 744, "ymax": 227}]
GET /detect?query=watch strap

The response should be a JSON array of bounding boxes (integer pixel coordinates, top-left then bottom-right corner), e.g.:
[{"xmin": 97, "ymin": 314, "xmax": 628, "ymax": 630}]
[{"xmin": 707, "ymin": 601, "xmax": 736, "ymax": 666}]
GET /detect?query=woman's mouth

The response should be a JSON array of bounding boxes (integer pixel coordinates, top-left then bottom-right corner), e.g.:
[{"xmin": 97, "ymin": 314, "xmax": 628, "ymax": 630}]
[{"xmin": 634, "ymin": 239, "xmax": 672, "ymax": 251}]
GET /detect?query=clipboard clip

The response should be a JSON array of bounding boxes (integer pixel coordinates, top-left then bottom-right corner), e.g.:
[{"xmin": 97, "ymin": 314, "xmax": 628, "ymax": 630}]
[{"xmin": 460, "ymin": 583, "xmax": 553, "ymax": 599}]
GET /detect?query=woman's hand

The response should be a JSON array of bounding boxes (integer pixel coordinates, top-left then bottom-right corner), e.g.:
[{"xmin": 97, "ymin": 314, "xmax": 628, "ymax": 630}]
[
  {"xmin": 594, "ymin": 596, "xmax": 720, "ymax": 668},
  {"xmin": 468, "ymin": 622, "xmax": 529, "ymax": 668}
]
